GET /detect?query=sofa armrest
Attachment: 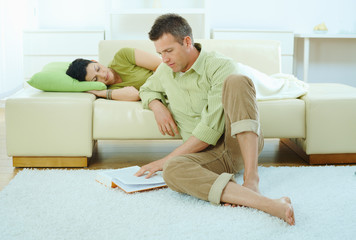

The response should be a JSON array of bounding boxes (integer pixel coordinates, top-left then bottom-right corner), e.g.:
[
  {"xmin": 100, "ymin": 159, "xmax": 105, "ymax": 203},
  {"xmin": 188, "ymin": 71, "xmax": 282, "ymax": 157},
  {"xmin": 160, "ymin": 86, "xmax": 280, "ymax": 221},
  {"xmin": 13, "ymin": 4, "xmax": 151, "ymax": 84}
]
[
  {"xmin": 296, "ymin": 83, "xmax": 356, "ymax": 154},
  {"xmin": 6, "ymin": 88, "xmax": 96, "ymax": 157}
]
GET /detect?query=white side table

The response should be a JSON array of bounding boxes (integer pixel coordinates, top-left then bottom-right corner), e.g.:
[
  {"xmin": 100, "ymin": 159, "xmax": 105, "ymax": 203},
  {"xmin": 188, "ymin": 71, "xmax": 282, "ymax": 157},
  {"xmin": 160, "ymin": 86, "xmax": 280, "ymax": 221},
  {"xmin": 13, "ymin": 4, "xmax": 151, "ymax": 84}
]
[{"xmin": 294, "ymin": 33, "xmax": 356, "ymax": 82}]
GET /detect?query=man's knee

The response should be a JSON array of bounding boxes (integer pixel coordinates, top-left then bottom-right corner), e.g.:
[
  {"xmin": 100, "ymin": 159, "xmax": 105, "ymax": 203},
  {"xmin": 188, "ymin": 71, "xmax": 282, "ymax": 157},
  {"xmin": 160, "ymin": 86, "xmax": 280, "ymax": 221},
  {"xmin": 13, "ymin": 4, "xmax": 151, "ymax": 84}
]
[
  {"xmin": 224, "ymin": 74, "xmax": 254, "ymax": 90},
  {"xmin": 162, "ymin": 156, "xmax": 187, "ymax": 191},
  {"xmin": 222, "ymin": 74, "xmax": 256, "ymax": 104}
]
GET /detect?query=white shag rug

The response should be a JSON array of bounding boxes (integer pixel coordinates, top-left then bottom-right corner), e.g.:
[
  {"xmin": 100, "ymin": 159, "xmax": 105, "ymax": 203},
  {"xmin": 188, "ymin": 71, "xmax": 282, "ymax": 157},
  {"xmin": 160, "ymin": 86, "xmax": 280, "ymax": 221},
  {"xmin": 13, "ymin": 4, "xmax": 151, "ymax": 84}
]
[{"xmin": 0, "ymin": 166, "xmax": 355, "ymax": 240}]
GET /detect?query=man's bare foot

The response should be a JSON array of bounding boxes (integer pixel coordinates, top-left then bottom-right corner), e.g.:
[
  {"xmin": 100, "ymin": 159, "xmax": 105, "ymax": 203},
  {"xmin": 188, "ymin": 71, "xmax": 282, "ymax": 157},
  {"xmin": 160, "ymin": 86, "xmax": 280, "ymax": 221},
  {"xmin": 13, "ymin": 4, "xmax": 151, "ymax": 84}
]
[
  {"xmin": 222, "ymin": 197, "xmax": 295, "ymax": 225},
  {"xmin": 242, "ymin": 178, "xmax": 260, "ymax": 193},
  {"xmin": 243, "ymin": 171, "xmax": 260, "ymax": 193},
  {"xmin": 272, "ymin": 197, "xmax": 295, "ymax": 225}
]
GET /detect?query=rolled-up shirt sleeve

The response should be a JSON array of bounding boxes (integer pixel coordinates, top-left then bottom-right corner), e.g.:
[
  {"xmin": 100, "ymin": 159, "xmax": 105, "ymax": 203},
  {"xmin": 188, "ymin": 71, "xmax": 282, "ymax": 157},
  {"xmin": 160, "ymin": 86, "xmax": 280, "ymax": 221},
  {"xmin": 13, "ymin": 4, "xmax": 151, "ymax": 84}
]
[{"xmin": 139, "ymin": 64, "xmax": 167, "ymax": 109}]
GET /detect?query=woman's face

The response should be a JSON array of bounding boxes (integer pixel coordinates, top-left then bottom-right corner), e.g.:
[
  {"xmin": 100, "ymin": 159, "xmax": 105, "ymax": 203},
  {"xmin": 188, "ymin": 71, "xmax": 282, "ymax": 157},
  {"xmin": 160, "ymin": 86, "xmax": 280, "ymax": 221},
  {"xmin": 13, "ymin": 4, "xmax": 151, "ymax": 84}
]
[{"xmin": 85, "ymin": 62, "xmax": 115, "ymax": 85}]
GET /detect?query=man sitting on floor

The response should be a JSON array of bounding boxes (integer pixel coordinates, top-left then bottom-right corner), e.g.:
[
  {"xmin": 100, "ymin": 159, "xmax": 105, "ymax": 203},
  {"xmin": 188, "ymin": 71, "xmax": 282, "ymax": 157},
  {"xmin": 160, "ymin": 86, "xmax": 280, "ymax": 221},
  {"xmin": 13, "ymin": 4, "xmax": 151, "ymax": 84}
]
[{"xmin": 135, "ymin": 13, "xmax": 295, "ymax": 225}]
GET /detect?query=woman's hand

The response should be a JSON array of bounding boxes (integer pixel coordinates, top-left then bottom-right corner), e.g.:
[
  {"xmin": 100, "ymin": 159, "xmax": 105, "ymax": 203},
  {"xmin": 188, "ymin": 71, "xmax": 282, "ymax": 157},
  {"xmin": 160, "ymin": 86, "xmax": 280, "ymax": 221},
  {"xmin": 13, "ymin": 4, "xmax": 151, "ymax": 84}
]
[
  {"xmin": 86, "ymin": 90, "xmax": 106, "ymax": 98},
  {"xmin": 113, "ymin": 87, "xmax": 140, "ymax": 101},
  {"xmin": 87, "ymin": 87, "xmax": 140, "ymax": 101}
]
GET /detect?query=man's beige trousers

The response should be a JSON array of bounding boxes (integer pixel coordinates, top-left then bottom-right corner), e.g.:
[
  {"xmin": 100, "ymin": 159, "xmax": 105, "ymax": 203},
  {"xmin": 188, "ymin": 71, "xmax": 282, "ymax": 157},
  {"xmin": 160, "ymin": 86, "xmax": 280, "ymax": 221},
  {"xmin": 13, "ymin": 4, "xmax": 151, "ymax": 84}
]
[{"xmin": 163, "ymin": 75, "xmax": 264, "ymax": 204}]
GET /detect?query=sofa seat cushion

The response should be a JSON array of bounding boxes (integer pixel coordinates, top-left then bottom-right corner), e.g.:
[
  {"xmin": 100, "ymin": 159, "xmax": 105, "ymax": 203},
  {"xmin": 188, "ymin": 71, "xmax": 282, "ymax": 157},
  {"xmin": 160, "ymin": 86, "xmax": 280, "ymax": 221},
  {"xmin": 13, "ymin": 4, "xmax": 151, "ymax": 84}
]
[
  {"xmin": 93, "ymin": 98, "xmax": 305, "ymax": 140},
  {"xmin": 93, "ymin": 99, "xmax": 181, "ymax": 140}
]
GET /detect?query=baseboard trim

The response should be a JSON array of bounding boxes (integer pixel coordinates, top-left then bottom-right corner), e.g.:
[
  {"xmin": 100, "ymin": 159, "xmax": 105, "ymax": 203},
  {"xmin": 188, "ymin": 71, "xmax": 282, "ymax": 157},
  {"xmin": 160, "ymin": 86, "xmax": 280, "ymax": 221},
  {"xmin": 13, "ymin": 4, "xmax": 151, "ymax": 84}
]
[
  {"xmin": 308, "ymin": 153, "xmax": 356, "ymax": 165},
  {"xmin": 13, "ymin": 156, "xmax": 88, "ymax": 168},
  {"xmin": 280, "ymin": 138, "xmax": 356, "ymax": 165}
]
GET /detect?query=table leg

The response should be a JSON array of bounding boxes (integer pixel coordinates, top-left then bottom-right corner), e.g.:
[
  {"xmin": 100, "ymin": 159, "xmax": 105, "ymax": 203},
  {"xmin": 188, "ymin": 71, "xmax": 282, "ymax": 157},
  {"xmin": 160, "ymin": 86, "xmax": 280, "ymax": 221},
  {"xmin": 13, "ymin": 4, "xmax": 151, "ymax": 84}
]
[{"xmin": 303, "ymin": 37, "xmax": 310, "ymax": 82}]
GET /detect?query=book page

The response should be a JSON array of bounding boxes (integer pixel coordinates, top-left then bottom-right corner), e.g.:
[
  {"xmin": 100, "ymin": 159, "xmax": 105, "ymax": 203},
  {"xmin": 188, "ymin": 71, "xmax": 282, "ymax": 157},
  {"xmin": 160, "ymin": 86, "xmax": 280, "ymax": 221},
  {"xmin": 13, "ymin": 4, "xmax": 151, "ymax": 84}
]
[
  {"xmin": 105, "ymin": 166, "xmax": 165, "ymax": 185},
  {"xmin": 112, "ymin": 178, "xmax": 167, "ymax": 193},
  {"xmin": 96, "ymin": 166, "xmax": 167, "ymax": 193}
]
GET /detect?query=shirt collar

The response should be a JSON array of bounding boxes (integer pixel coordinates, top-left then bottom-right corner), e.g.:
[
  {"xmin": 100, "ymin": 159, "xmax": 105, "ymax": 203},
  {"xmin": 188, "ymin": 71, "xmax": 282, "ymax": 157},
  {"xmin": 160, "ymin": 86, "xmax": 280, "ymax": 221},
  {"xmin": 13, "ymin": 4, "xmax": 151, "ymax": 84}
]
[
  {"xmin": 172, "ymin": 43, "xmax": 205, "ymax": 78},
  {"xmin": 189, "ymin": 43, "xmax": 205, "ymax": 76}
]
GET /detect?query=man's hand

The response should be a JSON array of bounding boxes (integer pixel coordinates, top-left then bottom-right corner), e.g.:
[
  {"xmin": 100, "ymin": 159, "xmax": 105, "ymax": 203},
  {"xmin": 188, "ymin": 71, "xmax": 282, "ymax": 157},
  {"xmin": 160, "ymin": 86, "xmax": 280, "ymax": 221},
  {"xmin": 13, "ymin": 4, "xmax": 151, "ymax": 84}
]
[
  {"xmin": 134, "ymin": 159, "xmax": 165, "ymax": 179},
  {"xmin": 149, "ymin": 100, "xmax": 179, "ymax": 137},
  {"xmin": 134, "ymin": 136, "xmax": 210, "ymax": 179}
]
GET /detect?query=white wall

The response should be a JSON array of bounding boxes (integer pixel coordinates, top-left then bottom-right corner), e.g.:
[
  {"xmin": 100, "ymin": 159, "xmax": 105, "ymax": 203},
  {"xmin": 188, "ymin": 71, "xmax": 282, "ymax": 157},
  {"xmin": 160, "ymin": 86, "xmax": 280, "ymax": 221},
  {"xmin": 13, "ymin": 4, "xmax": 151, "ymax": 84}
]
[
  {"xmin": 210, "ymin": 0, "xmax": 356, "ymax": 87},
  {"xmin": 210, "ymin": 0, "xmax": 356, "ymax": 34},
  {"xmin": 5, "ymin": 0, "xmax": 356, "ymax": 94},
  {"xmin": 294, "ymin": 37, "xmax": 356, "ymax": 86},
  {"xmin": 34, "ymin": 0, "xmax": 356, "ymax": 34},
  {"xmin": 36, "ymin": 0, "xmax": 105, "ymax": 29},
  {"xmin": 0, "ymin": 0, "xmax": 27, "ymax": 99}
]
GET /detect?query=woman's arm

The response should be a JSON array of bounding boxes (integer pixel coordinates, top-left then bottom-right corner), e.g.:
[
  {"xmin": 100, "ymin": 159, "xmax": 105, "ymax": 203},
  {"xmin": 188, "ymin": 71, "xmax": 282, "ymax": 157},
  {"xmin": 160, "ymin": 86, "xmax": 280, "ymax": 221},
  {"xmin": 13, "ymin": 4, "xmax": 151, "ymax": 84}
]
[
  {"xmin": 87, "ymin": 87, "xmax": 140, "ymax": 101},
  {"xmin": 134, "ymin": 48, "xmax": 162, "ymax": 71}
]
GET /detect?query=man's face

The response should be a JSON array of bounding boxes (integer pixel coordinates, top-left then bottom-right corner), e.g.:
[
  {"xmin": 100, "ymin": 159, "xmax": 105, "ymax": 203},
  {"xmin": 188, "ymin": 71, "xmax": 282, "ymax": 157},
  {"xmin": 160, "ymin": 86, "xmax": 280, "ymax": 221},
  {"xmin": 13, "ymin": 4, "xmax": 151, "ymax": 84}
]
[
  {"xmin": 154, "ymin": 33, "xmax": 191, "ymax": 73},
  {"xmin": 85, "ymin": 62, "xmax": 115, "ymax": 85}
]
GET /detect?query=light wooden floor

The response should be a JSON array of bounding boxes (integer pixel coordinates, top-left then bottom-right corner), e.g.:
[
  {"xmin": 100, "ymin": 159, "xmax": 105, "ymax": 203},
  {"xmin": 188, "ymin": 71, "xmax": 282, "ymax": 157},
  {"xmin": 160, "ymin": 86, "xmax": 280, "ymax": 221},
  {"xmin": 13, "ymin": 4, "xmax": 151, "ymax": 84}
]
[{"xmin": 0, "ymin": 107, "xmax": 309, "ymax": 191}]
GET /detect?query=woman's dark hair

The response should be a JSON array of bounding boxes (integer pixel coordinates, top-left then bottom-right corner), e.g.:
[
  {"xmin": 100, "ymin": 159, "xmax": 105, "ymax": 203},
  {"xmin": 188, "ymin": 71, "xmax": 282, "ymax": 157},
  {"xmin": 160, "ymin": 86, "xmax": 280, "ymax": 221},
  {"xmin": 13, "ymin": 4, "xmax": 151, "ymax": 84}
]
[
  {"xmin": 66, "ymin": 58, "xmax": 92, "ymax": 81},
  {"xmin": 148, "ymin": 13, "xmax": 193, "ymax": 45}
]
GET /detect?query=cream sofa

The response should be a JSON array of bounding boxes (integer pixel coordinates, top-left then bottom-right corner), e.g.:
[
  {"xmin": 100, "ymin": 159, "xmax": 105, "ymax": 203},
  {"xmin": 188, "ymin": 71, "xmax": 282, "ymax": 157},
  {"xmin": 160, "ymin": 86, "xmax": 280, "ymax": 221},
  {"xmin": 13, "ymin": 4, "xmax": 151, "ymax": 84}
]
[{"xmin": 5, "ymin": 40, "xmax": 356, "ymax": 167}]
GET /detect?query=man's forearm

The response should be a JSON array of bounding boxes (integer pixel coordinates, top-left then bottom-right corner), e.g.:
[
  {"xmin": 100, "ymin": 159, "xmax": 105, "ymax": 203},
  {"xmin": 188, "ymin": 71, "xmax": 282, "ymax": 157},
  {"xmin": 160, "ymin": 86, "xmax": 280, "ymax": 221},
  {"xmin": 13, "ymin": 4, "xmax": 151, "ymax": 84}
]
[
  {"xmin": 162, "ymin": 136, "xmax": 209, "ymax": 162},
  {"xmin": 134, "ymin": 129, "xmax": 210, "ymax": 178},
  {"xmin": 148, "ymin": 99, "xmax": 163, "ymax": 110}
]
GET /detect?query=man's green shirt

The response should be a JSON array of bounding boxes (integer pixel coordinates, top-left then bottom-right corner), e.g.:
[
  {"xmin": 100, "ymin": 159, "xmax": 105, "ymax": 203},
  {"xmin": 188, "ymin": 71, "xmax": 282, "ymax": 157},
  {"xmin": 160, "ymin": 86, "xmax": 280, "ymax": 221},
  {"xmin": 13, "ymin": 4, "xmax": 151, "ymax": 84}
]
[{"xmin": 139, "ymin": 44, "xmax": 237, "ymax": 145}]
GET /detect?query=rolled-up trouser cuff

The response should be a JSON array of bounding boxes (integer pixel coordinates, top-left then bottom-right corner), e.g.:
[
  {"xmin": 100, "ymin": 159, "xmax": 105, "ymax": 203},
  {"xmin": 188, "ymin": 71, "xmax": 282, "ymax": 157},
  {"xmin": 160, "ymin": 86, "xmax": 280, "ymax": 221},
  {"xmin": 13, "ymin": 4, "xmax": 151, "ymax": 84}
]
[
  {"xmin": 208, "ymin": 173, "xmax": 235, "ymax": 204},
  {"xmin": 231, "ymin": 119, "xmax": 260, "ymax": 137}
]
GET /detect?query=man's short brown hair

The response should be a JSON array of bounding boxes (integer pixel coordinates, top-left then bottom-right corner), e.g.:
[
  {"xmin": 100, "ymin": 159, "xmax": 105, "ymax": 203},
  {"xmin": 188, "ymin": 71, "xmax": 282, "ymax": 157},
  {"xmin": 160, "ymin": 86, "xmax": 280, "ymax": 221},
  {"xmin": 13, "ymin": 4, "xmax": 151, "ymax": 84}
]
[{"xmin": 148, "ymin": 13, "xmax": 193, "ymax": 44}]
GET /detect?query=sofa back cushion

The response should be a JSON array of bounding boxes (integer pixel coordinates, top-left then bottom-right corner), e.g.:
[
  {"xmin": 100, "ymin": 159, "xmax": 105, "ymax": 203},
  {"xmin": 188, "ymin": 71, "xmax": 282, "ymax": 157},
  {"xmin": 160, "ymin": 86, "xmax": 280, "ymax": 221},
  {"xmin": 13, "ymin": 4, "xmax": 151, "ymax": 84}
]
[{"xmin": 99, "ymin": 39, "xmax": 281, "ymax": 75}]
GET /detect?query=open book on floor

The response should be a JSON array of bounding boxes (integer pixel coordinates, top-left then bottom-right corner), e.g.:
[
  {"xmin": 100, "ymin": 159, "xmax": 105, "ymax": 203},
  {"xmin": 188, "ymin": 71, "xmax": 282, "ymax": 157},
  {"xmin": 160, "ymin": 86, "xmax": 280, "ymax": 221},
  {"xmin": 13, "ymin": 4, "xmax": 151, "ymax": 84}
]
[{"xmin": 96, "ymin": 166, "xmax": 167, "ymax": 193}]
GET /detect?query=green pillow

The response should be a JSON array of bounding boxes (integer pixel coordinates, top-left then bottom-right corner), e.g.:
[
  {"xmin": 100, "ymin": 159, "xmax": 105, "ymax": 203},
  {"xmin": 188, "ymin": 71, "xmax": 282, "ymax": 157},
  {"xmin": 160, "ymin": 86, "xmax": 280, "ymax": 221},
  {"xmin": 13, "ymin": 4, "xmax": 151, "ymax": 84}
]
[{"xmin": 27, "ymin": 62, "xmax": 107, "ymax": 92}]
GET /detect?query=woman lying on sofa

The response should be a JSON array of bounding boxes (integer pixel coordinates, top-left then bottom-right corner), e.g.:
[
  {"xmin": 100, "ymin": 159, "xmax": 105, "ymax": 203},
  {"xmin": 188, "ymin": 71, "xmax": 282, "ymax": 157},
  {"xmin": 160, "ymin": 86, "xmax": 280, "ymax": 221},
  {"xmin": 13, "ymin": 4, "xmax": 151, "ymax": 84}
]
[{"xmin": 66, "ymin": 48, "xmax": 162, "ymax": 101}]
